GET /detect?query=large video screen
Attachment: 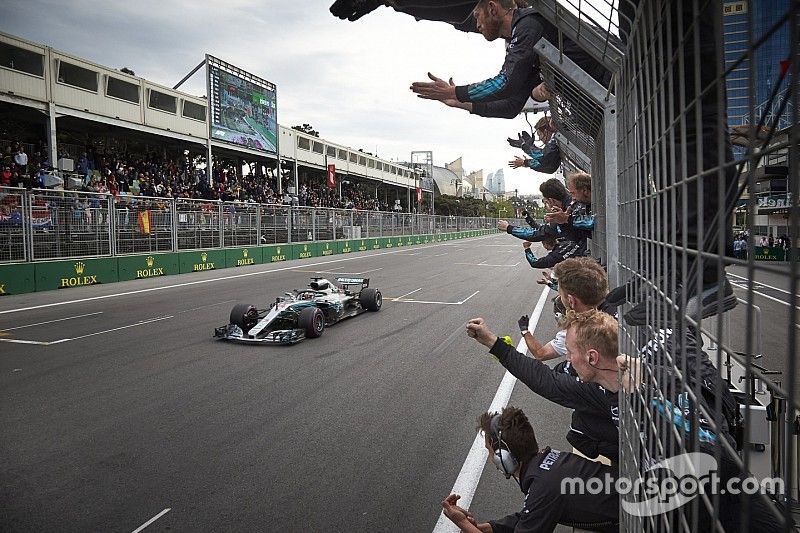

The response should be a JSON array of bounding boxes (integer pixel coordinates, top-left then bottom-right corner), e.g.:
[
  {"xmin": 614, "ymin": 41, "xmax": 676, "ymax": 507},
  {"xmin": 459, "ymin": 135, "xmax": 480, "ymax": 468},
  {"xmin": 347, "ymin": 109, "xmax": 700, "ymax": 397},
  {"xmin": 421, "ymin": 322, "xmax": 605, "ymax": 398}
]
[{"xmin": 208, "ymin": 56, "xmax": 277, "ymax": 154}]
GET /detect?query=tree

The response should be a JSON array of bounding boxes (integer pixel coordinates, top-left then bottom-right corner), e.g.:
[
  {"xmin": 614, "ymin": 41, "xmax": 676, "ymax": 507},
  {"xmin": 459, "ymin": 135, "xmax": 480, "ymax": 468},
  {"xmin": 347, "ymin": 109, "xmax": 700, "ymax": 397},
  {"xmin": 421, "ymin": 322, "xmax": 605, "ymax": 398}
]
[{"xmin": 291, "ymin": 124, "xmax": 320, "ymax": 137}]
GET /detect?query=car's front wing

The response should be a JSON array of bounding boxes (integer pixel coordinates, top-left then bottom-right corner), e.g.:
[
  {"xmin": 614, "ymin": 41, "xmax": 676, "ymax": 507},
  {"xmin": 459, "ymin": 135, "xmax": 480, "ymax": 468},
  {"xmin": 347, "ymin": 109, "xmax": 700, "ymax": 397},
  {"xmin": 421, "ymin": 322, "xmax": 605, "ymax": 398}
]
[{"xmin": 213, "ymin": 324, "xmax": 306, "ymax": 345}]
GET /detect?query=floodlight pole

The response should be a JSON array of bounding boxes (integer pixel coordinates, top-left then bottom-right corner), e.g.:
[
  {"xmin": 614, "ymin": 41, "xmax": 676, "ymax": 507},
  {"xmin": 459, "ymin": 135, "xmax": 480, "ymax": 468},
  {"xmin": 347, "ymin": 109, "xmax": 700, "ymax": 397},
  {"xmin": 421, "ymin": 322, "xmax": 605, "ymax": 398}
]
[{"xmin": 202, "ymin": 55, "xmax": 214, "ymax": 186}]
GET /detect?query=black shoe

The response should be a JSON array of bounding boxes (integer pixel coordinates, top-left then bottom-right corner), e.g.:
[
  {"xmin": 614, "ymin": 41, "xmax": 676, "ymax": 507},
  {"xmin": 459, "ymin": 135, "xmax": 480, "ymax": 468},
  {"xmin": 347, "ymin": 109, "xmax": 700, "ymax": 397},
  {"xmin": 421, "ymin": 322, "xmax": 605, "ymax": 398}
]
[
  {"xmin": 682, "ymin": 277, "xmax": 738, "ymax": 320},
  {"xmin": 605, "ymin": 277, "xmax": 642, "ymax": 309},
  {"xmin": 623, "ymin": 300, "xmax": 674, "ymax": 327}
]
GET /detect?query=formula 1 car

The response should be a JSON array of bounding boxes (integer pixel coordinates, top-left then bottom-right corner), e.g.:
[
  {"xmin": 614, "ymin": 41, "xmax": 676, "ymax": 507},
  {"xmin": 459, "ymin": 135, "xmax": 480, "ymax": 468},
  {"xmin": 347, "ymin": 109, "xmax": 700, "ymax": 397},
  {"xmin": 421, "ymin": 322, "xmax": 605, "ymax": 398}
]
[{"xmin": 214, "ymin": 277, "xmax": 382, "ymax": 345}]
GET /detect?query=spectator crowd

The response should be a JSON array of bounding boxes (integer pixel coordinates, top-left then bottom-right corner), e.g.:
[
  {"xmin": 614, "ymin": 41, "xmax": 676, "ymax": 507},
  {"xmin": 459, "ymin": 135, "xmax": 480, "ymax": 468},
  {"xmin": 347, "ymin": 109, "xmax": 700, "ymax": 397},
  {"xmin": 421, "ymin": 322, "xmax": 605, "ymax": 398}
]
[{"xmin": 1, "ymin": 137, "xmax": 399, "ymax": 212}]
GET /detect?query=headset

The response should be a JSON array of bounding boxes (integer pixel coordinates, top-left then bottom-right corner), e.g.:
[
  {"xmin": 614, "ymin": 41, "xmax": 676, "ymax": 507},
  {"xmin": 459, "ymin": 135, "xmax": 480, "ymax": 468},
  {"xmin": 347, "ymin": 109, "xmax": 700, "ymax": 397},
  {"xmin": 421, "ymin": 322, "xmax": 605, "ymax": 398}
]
[{"xmin": 489, "ymin": 414, "xmax": 520, "ymax": 480}]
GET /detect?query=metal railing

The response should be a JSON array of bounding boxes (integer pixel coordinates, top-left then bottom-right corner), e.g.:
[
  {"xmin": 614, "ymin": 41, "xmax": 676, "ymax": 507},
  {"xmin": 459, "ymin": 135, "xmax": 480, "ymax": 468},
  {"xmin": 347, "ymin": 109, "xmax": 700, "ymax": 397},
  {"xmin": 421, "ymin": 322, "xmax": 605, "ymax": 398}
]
[{"xmin": 0, "ymin": 187, "xmax": 504, "ymax": 263}]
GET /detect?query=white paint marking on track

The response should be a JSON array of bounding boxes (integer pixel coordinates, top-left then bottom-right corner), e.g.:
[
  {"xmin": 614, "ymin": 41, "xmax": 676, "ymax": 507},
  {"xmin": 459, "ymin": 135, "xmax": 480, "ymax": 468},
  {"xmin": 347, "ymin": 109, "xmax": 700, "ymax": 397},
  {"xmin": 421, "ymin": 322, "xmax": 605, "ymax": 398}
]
[
  {"xmin": 728, "ymin": 272, "xmax": 793, "ymax": 296},
  {"xmin": 131, "ymin": 508, "xmax": 171, "ymax": 533},
  {"xmin": 454, "ymin": 262, "xmax": 521, "ymax": 268},
  {"xmin": 432, "ymin": 285, "xmax": 551, "ymax": 533},
  {"xmin": 0, "ymin": 238, "xmax": 497, "ymax": 317},
  {"xmin": 354, "ymin": 267, "xmax": 384, "ymax": 275},
  {"xmin": 391, "ymin": 291, "xmax": 479, "ymax": 306},
  {"xmin": 0, "ymin": 338, "xmax": 52, "ymax": 346},
  {"xmin": 0, "ymin": 311, "xmax": 103, "ymax": 332},
  {"xmin": 730, "ymin": 282, "xmax": 800, "ymax": 311},
  {"xmin": 431, "ymin": 253, "xmax": 449, "ymax": 257},
  {"xmin": 459, "ymin": 291, "xmax": 480, "ymax": 304},
  {"xmin": 393, "ymin": 288, "xmax": 423, "ymax": 300},
  {"xmin": 48, "ymin": 316, "xmax": 174, "ymax": 345}
]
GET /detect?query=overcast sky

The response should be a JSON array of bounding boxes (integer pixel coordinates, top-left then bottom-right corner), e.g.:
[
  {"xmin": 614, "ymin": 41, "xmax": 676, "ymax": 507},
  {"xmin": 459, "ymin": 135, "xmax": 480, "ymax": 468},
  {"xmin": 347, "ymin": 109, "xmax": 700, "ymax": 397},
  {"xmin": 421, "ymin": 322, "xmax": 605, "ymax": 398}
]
[{"xmin": 2, "ymin": 0, "xmax": 554, "ymax": 194}]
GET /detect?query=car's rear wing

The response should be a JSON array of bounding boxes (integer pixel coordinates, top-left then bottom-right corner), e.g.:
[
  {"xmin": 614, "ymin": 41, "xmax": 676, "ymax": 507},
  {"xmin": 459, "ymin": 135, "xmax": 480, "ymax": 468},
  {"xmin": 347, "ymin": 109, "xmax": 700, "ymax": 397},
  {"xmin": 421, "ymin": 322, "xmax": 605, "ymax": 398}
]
[{"xmin": 336, "ymin": 277, "xmax": 369, "ymax": 289}]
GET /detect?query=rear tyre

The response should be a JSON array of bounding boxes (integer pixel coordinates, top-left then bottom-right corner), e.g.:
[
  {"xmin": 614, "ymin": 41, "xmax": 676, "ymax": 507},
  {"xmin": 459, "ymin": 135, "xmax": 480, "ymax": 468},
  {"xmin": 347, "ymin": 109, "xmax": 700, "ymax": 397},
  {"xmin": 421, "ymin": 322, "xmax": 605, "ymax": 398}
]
[
  {"xmin": 359, "ymin": 288, "xmax": 382, "ymax": 311},
  {"xmin": 230, "ymin": 303, "xmax": 259, "ymax": 331},
  {"xmin": 299, "ymin": 307, "xmax": 325, "ymax": 338}
]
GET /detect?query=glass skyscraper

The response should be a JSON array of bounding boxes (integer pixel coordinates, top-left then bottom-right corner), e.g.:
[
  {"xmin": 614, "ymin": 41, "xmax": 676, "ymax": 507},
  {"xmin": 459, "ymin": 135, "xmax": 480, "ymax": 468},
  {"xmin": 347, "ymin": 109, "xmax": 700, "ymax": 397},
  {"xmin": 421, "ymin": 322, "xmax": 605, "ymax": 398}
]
[{"xmin": 723, "ymin": 0, "xmax": 793, "ymax": 131}]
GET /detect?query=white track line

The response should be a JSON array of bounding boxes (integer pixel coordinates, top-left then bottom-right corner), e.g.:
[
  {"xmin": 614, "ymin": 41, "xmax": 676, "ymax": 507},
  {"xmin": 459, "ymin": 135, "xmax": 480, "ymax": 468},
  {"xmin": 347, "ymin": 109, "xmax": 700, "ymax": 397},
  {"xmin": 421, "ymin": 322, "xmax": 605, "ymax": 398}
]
[
  {"xmin": 394, "ymin": 288, "xmax": 423, "ymax": 300},
  {"xmin": 459, "ymin": 291, "xmax": 480, "ymax": 304},
  {"xmin": 354, "ymin": 268, "xmax": 384, "ymax": 275},
  {"xmin": 391, "ymin": 291, "xmax": 479, "ymax": 306},
  {"xmin": 454, "ymin": 263, "xmax": 521, "ymax": 268},
  {"xmin": 131, "ymin": 508, "xmax": 171, "ymax": 533},
  {"xmin": 728, "ymin": 272, "xmax": 793, "ymax": 296},
  {"xmin": 432, "ymin": 285, "xmax": 551, "ymax": 533},
  {"xmin": 0, "ymin": 311, "xmax": 103, "ymax": 332},
  {"xmin": 0, "ymin": 238, "xmax": 497, "ymax": 316},
  {"xmin": 730, "ymin": 282, "xmax": 800, "ymax": 311},
  {"xmin": 0, "ymin": 338, "xmax": 51, "ymax": 345},
  {"xmin": 46, "ymin": 316, "xmax": 174, "ymax": 345}
]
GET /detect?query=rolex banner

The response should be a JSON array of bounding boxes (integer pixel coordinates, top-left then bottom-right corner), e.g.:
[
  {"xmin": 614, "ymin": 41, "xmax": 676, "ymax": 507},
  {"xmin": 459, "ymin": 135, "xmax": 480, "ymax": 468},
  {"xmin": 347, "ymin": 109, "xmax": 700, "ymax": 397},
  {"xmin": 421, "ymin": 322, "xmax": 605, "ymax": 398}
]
[{"xmin": 327, "ymin": 164, "xmax": 336, "ymax": 189}]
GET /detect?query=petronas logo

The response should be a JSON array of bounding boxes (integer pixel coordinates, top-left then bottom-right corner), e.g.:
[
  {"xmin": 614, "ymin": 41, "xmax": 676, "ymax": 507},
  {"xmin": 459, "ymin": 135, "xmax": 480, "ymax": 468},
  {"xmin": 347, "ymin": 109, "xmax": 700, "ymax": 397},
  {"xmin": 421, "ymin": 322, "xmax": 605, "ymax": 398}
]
[{"xmin": 75, "ymin": 262, "xmax": 85, "ymax": 275}]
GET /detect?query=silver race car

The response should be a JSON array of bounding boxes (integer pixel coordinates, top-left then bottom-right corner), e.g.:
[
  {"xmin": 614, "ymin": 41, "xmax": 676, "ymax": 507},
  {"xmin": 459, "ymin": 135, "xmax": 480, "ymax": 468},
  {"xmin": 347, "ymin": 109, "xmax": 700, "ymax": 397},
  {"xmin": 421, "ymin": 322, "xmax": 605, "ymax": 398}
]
[{"xmin": 214, "ymin": 277, "xmax": 382, "ymax": 345}]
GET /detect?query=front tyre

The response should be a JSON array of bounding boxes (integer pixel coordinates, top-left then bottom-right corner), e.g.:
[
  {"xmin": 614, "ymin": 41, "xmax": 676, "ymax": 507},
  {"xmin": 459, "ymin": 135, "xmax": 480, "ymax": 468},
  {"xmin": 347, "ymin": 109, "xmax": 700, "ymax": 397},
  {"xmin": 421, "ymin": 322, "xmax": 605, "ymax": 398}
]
[
  {"xmin": 230, "ymin": 303, "xmax": 259, "ymax": 331},
  {"xmin": 359, "ymin": 288, "xmax": 382, "ymax": 311},
  {"xmin": 299, "ymin": 307, "xmax": 325, "ymax": 338}
]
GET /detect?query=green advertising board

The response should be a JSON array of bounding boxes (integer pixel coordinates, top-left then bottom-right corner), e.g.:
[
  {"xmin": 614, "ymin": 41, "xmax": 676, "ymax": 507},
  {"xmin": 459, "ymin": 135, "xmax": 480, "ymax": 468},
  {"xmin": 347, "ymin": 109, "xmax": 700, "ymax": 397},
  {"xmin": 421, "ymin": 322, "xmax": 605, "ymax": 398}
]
[
  {"xmin": 118, "ymin": 253, "xmax": 179, "ymax": 282},
  {"xmin": 225, "ymin": 247, "xmax": 263, "ymax": 268},
  {"xmin": 179, "ymin": 249, "xmax": 226, "ymax": 274},
  {"xmin": 296, "ymin": 242, "xmax": 315, "ymax": 260},
  {"xmin": 319, "ymin": 241, "xmax": 336, "ymax": 257},
  {"xmin": 0, "ymin": 263, "xmax": 36, "ymax": 295},
  {"xmin": 263, "ymin": 244, "xmax": 290, "ymax": 263},
  {"xmin": 36, "ymin": 257, "xmax": 119, "ymax": 291},
  {"xmin": 753, "ymin": 246, "xmax": 786, "ymax": 261},
  {"xmin": 340, "ymin": 240, "xmax": 354, "ymax": 254}
]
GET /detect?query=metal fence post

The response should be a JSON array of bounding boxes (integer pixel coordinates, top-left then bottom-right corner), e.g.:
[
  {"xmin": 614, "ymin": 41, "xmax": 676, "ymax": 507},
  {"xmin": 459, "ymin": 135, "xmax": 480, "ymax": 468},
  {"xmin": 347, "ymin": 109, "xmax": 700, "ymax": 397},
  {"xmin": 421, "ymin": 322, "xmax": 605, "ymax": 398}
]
[{"xmin": 171, "ymin": 198, "xmax": 178, "ymax": 252}]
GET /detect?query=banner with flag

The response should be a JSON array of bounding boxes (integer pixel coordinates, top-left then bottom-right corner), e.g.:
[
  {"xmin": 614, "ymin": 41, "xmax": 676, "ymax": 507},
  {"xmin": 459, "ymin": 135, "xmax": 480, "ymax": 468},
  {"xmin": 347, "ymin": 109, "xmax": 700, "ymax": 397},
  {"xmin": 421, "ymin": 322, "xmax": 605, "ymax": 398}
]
[
  {"xmin": 327, "ymin": 164, "xmax": 336, "ymax": 189},
  {"xmin": 416, "ymin": 187, "xmax": 423, "ymax": 203},
  {"xmin": 137, "ymin": 210, "xmax": 151, "ymax": 235}
]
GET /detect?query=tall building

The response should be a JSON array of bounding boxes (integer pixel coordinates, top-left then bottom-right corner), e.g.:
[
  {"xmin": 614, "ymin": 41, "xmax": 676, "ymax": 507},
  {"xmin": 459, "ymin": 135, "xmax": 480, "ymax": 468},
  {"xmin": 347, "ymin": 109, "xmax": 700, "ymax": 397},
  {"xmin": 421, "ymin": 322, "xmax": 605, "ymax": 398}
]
[
  {"xmin": 492, "ymin": 168, "xmax": 506, "ymax": 195},
  {"xmin": 723, "ymin": 0, "xmax": 793, "ymax": 130},
  {"xmin": 485, "ymin": 172, "xmax": 495, "ymax": 194},
  {"xmin": 466, "ymin": 169, "xmax": 484, "ymax": 190}
]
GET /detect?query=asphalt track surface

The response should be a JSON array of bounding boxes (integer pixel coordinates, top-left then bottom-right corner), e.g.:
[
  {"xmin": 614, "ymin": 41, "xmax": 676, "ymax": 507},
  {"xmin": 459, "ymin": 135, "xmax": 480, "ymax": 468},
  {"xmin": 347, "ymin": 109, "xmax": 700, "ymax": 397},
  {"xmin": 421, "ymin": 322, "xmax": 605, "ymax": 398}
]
[
  {"xmin": 2, "ymin": 236, "xmax": 795, "ymax": 532},
  {"xmin": 0, "ymin": 236, "xmax": 576, "ymax": 533}
]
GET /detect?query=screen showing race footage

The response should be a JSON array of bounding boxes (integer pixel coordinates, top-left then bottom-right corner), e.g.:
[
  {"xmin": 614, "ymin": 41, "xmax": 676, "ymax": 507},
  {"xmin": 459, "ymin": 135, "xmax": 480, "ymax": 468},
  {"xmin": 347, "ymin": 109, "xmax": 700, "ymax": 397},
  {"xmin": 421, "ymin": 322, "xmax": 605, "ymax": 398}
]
[{"xmin": 209, "ymin": 63, "xmax": 277, "ymax": 154}]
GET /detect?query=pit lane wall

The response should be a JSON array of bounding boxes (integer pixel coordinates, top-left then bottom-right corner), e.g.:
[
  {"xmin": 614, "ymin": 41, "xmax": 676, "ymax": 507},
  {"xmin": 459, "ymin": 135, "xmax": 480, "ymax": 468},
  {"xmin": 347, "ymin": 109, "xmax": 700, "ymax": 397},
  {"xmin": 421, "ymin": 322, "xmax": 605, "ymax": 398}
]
[{"xmin": 0, "ymin": 231, "xmax": 494, "ymax": 295}]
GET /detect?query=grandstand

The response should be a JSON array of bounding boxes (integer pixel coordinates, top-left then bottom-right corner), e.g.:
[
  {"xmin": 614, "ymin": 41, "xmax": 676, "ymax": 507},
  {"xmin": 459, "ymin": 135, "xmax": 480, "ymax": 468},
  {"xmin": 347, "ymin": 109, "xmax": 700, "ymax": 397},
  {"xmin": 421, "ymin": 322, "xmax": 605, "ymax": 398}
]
[{"xmin": 0, "ymin": 30, "xmax": 433, "ymax": 211}]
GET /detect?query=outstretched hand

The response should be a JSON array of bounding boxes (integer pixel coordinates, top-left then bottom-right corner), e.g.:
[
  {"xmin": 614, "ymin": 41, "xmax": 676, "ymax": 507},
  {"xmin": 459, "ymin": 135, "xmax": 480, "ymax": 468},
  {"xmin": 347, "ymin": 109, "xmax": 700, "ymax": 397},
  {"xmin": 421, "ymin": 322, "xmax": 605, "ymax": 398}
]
[
  {"xmin": 411, "ymin": 72, "xmax": 458, "ymax": 102},
  {"xmin": 441, "ymin": 494, "xmax": 477, "ymax": 528},
  {"xmin": 509, "ymin": 156, "xmax": 527, "ymax": 169},
  {"xmin": 497, "ymin": 220, "xmax": 509, "ymax": 231},
  {"xmin": 329, "ymin": 0, "xmax": 383, "ymax": 21}
]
